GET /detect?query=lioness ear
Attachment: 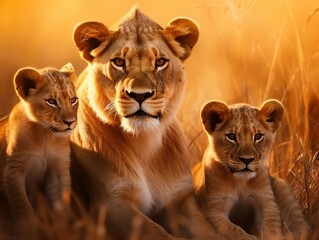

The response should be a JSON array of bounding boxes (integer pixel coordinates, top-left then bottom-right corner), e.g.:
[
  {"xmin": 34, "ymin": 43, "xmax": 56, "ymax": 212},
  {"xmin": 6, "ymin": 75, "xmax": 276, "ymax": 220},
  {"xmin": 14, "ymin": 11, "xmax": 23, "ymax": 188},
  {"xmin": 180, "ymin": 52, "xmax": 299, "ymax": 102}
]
[
  {"xmin": 60, "ymin": 63, "xmax": 77, "ymax": 82},
  {"xmin": 73, "ymin": 21, "xmax": 113, "ymax": 62},
  {"xmin": 163, "ymin": 18, "xmax": 199, "ymax": 60},
  {"xmin": 14, "ymin": 68, "xmax": 43, "ymax": 100},
  {"xmin": 258, "ymin": 99, "xmax": 285, "ymax": 132},
  {"xmin": 201, "ymin": 101, "xmax": 229, "ymax": 134}
]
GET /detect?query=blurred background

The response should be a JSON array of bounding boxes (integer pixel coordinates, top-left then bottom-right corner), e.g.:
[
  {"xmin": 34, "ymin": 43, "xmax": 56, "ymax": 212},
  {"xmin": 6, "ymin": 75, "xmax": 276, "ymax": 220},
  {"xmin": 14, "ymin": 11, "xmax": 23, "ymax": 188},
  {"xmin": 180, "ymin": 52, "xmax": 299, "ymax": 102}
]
[
  {"xmin": 1, "ymin": 0, "xmax": 318, "ymax": 116},
  {"xmin": 1, "ymin": 0, "xmax": 319, "ymax": 235}
]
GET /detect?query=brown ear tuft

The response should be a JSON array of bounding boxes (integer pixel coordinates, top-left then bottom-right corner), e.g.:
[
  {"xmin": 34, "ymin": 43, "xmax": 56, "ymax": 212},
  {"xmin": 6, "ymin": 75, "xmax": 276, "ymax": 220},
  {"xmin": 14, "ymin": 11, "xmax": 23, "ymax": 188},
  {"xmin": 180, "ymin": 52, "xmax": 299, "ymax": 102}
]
[
  {"xmin": 14, "ymin": 68, "xmax": 42, "ymax": 100},
  {"xmin": 163, "ymin": 18, "xmax": 199, "ymax": 60},
  {"xmin": 73, "ymin": 21, "xmax": 112, "ymax": 62},
  {"xmin": 258, "ymin": 99, "xmax": 285, "ymax": 132},
  {"xmin": 201, "ymin": 101, "xmax": 229, "ymax": 134}
]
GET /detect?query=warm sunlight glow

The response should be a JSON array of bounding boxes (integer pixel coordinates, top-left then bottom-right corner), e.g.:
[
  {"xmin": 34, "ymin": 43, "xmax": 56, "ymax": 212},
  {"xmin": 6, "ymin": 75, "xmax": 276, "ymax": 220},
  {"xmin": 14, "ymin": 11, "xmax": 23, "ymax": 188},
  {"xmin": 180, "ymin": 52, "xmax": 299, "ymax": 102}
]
[{"xmin": 0, "ymin": 0, "xmax": 318, "ymax": 237}]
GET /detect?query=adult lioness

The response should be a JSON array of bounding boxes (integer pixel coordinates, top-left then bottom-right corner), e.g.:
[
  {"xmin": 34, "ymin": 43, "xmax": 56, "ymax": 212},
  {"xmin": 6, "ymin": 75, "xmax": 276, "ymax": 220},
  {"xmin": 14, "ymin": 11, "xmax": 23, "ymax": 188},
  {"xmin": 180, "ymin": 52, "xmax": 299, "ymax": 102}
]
[{"xmin": 71, "ymin": 7, "xmax": 221, "ymax": 240}]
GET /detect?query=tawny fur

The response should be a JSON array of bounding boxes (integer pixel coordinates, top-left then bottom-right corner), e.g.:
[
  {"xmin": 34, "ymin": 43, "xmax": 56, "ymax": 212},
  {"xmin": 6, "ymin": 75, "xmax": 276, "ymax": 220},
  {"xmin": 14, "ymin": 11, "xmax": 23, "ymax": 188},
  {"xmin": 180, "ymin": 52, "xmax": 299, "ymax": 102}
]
[
  {"xmin": 0, "ymin": 63, "xmax": 77, "ymax": 234},
  {"xmin": 70, "ymin": 7, "xmax": 222, "ymax": 240},
  {"xmin": 271, "ymin": 177, "xmax": 310, "ymax": 240},
  {"xmin": 193, "ymin": 99, "xmax": 309, "ymax": 240}
]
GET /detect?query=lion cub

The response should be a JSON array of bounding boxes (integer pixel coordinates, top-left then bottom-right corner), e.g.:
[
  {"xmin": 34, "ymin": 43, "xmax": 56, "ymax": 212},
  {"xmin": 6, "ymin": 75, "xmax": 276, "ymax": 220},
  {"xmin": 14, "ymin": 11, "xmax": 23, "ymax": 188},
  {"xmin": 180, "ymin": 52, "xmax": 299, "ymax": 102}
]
[
  {"xmin": 0, "ymin": 63, "xmax": 78, "ymax": 224},
  {"xmin": 193, "ymin": 99, "xmax": 309, "ymax": 240}
]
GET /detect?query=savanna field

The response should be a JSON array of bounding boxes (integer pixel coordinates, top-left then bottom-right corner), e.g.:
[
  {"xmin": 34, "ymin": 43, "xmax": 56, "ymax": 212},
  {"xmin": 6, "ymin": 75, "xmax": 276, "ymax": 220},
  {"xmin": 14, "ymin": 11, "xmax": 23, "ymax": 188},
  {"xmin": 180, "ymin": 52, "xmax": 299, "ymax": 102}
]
[{"xmin": 0, "ymin": 0, "xmax": 319, "ymax": 239}]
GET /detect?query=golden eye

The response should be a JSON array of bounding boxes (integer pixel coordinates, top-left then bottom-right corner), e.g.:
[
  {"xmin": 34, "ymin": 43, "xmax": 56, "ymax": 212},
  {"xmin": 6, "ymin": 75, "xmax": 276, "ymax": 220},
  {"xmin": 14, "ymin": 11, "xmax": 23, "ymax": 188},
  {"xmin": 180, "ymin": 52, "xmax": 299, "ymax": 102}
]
[
  {"xmin": 155, "ymin": 58, "xmax": 169, "ymax": 70},
  {"xmin": 254, "ymin": 133, "xmax": 264, "ymax": 143},
  {"xmin": 71, "ymin": 97, "xmax": 78, "ymax": 106},
  {"xmin": 225, "ymin": 133, "xmax": 237, "ymax": 143},
  {"xmin": 46, "ymin": 98, "xmax": 58, "ymax": 107},
  {"xmin": 111, "ymin": 57, "xmax": 125, "ymax": 68}
]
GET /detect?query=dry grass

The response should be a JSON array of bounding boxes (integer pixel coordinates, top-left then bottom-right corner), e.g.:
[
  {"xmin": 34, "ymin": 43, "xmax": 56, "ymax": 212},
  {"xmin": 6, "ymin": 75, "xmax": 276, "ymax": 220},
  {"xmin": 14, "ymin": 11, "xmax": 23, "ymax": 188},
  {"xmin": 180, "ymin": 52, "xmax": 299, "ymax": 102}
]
[
  {"xmin": 0, "ymin": 0, "xmax": 318, "ymax": 239},
  {"xmin": 183, "ymin": 1, "xmax": 319, "ymax": 239}
]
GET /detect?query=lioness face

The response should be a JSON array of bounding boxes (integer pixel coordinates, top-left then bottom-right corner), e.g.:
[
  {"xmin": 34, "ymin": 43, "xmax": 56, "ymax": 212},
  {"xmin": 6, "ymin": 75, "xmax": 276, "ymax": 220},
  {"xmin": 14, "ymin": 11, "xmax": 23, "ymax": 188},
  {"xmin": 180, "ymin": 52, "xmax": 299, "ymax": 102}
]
[
  {"xmin": 95, "ymin": 35, "xmax": 185, "ymax": 134},
  {"xmin": 74, "ymin": 8, "xmax": 199, "ymax": 135}
]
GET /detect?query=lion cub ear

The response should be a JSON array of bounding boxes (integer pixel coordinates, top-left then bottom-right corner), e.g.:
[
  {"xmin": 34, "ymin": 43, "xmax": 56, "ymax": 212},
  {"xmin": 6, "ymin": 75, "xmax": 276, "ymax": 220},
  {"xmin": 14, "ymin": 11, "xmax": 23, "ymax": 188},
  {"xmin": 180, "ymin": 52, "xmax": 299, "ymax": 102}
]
[
  {"xmin": 201, "ymin": 101, "xmax": 230, "ymax": 135},
  {"xmin": 258, "ymin": 99, "xmax": 285, "ymax": 132},
  {"xmin": 73, "ymin": 21, "xmax": 113, "ymax": 62},
  {"xmin": 163, "ymin": 18, "xmax": 199, "ymax": 60},
  {"xmin": 60, "ymin": 63, "xmax": 77, "ymax": 82},
  {"xmin": 14, "ymin": 68, "xmax": 44, "ymax": 100}
]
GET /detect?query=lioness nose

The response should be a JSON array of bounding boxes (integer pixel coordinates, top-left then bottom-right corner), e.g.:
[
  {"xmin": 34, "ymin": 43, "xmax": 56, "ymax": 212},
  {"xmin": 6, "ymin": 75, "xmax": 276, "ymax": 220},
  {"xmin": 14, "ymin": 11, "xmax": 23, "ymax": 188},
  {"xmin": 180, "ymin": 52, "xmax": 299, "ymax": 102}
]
[
  {"xmin": 126, "ymin": 90, "xmax": 154, "ymax": 104},
  {"xmin": 63, "ymin": 119, "xmax": 75, "ymax": 127},
  {"xmin": 239, "ymin": 156, "xmax": 255, "ymax": 165}
]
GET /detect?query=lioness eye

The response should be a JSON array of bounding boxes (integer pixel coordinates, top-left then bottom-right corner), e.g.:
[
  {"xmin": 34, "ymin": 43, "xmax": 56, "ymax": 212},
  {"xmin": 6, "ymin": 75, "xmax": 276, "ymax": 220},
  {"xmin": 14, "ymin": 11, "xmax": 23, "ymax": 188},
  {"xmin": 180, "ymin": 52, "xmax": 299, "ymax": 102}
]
[
  {"xmin": 254, "ymin": 133, "xmax": 264, "ymax": 143},
  {"xmin": 46, "ymin": 98, "xmax": 58, "ymax": 107},
  {"xmin": 225, "ymin": 133, "xmax": 237, "ymax": 143},
  {"xmin": 155, "ymin": 58, "xmax": 169, "ymax": 70},
  {"xmin": 111, "ymin": 57, "xmax": 125, "ymax": 70},
  {"xmin": 71, "ymin": 97, "xmax": 78, "ymax": 106}
]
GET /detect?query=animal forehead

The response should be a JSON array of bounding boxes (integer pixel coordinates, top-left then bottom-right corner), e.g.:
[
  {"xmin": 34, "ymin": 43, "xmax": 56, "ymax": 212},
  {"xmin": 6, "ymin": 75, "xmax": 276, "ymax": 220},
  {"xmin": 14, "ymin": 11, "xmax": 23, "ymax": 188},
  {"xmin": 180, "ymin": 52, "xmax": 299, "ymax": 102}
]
[
  {"xmin": 115, "ymin": 41, "xmax": 165, "ymax": 66},
  {"xmin": 116, "ymin": 27, "xmax": 163, "ymax": 48},
  {"xmin": 41, "ymin": 70, "xmax": 75, "ymax": 95},
  {"xmin": 112, "ymin": 8, "xmax": 163, "ymax": 44},
  {"xmin": 228, "ymin": 104, "xmax": 260, "ymax": 130}
]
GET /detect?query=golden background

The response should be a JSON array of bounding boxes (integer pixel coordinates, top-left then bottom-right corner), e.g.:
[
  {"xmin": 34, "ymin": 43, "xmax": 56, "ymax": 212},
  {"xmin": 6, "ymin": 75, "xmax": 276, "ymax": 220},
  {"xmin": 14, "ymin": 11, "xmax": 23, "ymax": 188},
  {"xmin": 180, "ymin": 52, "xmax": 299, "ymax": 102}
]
[
  {"xmin": 1, "ymin": 0, "xmax": 319, "ymax": 234},
  {"xmin": 1, "ymin": 0, "xmax": 318, "ymax": 117}
]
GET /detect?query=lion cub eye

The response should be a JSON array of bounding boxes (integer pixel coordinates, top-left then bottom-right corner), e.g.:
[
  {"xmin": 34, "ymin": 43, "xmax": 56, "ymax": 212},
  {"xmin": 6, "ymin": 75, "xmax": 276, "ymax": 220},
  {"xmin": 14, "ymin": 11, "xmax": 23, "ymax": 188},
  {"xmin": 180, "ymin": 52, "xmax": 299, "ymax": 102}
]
[
  {"xmin": 225, "ymin": 133, "xmax": 237, "ymax": 143},
  {"xmin": 155, "ymin": 58, "xmax": 169, "ymax": 71},
  {"xmin": 46, "ymin": 98, "xmax": 58, "ymax": 108},
  {"xmin": 111, "ymin": 57, "xmax": 125, "ymax": 70},
  {"xmin": 254, "ymin": 133, "xmax": 264, "ymax": 143},
  {"xmin": 70, "ymin": 97, "xmax": 78, "ymax": 106}
]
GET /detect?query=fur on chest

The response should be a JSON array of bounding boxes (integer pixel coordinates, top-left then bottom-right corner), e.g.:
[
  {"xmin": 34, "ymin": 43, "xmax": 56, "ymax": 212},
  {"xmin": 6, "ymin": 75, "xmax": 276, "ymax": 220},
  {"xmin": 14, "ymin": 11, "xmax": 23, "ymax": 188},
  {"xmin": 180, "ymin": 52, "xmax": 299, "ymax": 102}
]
[{"xmin": 132, "ymin": 164, "xmax": 192, "ymax": 213}]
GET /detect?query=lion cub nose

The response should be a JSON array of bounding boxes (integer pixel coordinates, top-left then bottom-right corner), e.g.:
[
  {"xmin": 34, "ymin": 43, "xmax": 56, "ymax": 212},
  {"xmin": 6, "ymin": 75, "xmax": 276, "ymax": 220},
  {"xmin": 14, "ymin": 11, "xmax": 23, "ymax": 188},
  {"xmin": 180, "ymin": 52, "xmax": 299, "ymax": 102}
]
[
  {"xmin": 126, "ymin": 90, "xmax": 154, "ymax": 105},
  {"xmin": 239, "ymin": 156, "xmax": 255, "ymax": 165}
]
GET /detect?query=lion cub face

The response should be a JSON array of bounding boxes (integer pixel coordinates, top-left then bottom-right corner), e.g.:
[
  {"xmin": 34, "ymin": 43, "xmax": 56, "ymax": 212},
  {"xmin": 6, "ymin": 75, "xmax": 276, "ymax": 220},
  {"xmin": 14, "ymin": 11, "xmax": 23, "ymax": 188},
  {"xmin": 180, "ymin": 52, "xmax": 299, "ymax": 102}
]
[
  {"xmin": 14, "ymin": 63, "xmax": 78, "ymax": 136},
  {"xmin": 201, "ymin": 99, "xmax": 284, "ymax": 179},
  {"xmin": 73, "ymin": 8, "xmax": 199, "ymax": 135}
]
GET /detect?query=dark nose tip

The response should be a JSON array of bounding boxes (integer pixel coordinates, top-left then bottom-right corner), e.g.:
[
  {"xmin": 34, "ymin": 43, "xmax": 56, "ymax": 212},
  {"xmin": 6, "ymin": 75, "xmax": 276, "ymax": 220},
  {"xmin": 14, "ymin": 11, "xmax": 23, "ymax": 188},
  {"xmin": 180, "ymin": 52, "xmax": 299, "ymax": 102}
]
[
  {"xmin": 126, "ymin": 90, "xmax": 154, "ymax": 104},
  {"xmin": 63, "ymin": 120, "xmax": 75, "ymax": 127},
  {"xmin": 239, "ymin": 156, "xmax": 255, "ymax": 165}
]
